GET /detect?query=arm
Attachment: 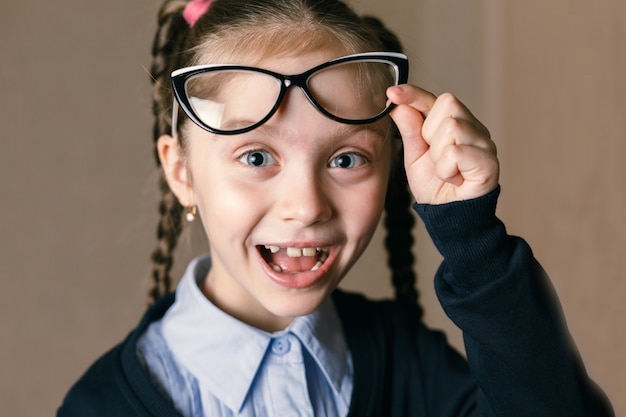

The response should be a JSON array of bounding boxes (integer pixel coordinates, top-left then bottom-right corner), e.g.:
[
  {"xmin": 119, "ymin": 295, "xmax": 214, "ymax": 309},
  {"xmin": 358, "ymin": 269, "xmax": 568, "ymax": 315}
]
[
  {"xmin": 389, "ymin": 85, "xmax": 614, "ymax": 416},
  {"xmin": 415, "ymin": 188, "xmax": 613, "ymax": 416}
]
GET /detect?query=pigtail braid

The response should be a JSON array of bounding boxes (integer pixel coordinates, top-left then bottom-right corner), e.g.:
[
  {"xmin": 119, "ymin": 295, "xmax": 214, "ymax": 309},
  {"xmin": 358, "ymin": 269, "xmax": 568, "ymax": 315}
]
[
  {"xmin": 363, "ymin": 15, "xmax": 422, "ymax": 316},
  {"xmin": 150, "ymin": 175, "xmax": 184, "ymax": 302},
  {"xmin": 384, "ymin": 149, "xmax": 422, "ymax": 317},
  {"xmin": 151, "ymin": 0, "xmax": 189, "ymax": 156},
  {"xmin": 148, "ymin": 0, "xmax": 191, "ymax": 303}
]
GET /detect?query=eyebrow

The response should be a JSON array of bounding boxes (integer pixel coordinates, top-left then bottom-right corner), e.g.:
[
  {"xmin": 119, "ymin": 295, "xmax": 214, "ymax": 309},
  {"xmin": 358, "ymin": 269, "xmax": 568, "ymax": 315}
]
[{"xmin": 333, "ymin": 119, "xmax": 393, "ymax": 141}]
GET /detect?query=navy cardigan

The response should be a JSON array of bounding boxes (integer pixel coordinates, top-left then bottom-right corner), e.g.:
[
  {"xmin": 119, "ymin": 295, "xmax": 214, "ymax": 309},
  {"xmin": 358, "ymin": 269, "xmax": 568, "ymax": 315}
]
[{"xmin": 58, "ymin": 189, "xmax": 614, "ymax": 416}]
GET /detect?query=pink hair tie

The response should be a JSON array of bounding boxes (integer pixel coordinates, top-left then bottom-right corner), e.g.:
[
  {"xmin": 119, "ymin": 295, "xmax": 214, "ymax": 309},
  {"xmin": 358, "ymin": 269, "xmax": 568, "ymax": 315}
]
[{"xmin": 183, "ymin": 0, "xmax": 212, "ymax": 27}]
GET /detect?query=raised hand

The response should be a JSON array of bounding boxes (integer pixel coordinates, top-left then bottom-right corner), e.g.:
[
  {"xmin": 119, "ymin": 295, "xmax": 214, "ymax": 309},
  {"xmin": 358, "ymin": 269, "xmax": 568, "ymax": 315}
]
[{"xmin": 387, "ymin": 84, "xmax": 499, "ymax": 205}]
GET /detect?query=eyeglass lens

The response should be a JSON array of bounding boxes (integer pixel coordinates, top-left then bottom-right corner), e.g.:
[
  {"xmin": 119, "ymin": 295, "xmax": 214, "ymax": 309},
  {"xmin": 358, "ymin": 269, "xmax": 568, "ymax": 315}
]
[{"xmin": 183, "ymin": 60, "xmax": 398, "ymax": 133}]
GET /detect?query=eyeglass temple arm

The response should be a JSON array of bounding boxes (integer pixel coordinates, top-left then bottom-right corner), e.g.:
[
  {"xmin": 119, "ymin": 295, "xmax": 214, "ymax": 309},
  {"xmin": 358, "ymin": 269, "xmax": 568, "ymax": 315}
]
[{"xmin": 171, "ymin": 101, "xmax": 179, "ymax": 138}]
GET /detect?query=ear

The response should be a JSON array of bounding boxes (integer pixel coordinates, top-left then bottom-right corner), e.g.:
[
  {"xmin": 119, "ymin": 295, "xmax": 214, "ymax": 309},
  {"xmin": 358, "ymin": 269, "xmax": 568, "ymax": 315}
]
[{"xmin": 157, "ymin": 134, "xmax": 194, "ymax": 207}]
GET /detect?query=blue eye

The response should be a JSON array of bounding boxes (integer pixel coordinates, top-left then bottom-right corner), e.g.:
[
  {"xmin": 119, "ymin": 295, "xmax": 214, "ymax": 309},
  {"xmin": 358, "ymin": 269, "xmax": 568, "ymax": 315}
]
[
  {"xmin": 240, "ymin": 150, "xmax": 276, "ymax": 167},
  {"xmin": 329, "ymin": 153, "xmax": 367, "ymax": 169}
]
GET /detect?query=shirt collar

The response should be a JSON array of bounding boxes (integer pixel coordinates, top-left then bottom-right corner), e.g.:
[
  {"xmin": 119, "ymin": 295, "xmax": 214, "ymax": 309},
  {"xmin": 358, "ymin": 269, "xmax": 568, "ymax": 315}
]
[
  {"xmin": 160, "ymin": 254, "xmax": 350, "ymax": 413},
  {"xmin": 289, "ymin": 298, "xmax": 350, "ymax": 397}
]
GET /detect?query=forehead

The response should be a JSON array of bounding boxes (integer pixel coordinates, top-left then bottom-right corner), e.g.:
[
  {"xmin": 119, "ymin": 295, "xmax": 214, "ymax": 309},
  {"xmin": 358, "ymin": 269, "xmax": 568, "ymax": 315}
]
[
  {"xmin": 191, "ymin": 23, "xmax": 357, "ymax": 67},
  {"xmin": 254, "ymin": 50, "xmax": 344, "ymax": 74}
]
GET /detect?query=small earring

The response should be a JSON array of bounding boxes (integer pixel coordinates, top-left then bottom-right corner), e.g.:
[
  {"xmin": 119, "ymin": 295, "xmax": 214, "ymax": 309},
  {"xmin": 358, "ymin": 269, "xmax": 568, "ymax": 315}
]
[{"xmin": 185, "ymin": 205, "xmax": 197, "ymax": 222}]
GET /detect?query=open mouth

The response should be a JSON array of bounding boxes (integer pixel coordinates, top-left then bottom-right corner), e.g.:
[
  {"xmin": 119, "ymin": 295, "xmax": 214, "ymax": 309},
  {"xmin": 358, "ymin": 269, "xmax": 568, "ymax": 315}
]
[{"xmin": 258, "ymin": 245, "xmax": 330, "ymax": 274}]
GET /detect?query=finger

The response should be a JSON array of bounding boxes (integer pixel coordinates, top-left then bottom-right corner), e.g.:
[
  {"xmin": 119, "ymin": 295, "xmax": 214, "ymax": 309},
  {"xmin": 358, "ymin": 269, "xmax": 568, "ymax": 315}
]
[
  {"xmin": 423, "ymin": 92, "xmax": 490, "ymax": 141},
  {"xmin": 436, "ymin": 144, "xmax": 500, "ymax": 192},
  {"xmin": 428, "ymin": 116, "xmax": 497, "ymax": 163},
  {"xmin": 387, "ymin": 84, "xmax": 437, "ymax": 117}
]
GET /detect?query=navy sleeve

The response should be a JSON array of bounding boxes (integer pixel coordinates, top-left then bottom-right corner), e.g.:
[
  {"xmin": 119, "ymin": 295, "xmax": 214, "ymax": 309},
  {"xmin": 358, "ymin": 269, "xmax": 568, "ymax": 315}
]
[{"xmin": 414, "ymin": 187, "xmax": 614, "ymax": 417}]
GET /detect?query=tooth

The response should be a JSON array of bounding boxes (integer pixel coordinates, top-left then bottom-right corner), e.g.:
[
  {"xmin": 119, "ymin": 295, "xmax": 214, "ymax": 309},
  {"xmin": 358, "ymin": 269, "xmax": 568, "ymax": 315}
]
[
  {"xmin": 302, "ymin": 247, "xmax": 316, "ymax": 257},
  {"xmin": 264, "ymin": 245, "xmax": 280, "ymax": 253},
  {"xmin": 311, "ymin": 261, "xmax": 322, "ymax": 271},
  {"xmin": 272, "ymin": 264, "xmax": 282, "ymax": 272},
  {"xmin": 286, "ymin": 247, "xmax": 302, "ymax": 257}
]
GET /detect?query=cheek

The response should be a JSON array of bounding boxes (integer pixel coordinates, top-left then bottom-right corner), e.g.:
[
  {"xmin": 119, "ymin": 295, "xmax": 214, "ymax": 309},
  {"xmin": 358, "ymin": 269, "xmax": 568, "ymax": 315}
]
[
  {"xmin": 196, "ymin": 176, "xmax": 265, "ymax": 239},
  {"xmin": 359, "ymin": 180, "xmax": 388, "ymax": 231},
  {"xmin": 340, "ymin": 168, "xmax": 391, "ymax": 241},
  {"xmin": 185, "ymin": 146, "xmax": 263, "ymax": 242},
  {"xmin": 360, "ymin": 147, "xmax": 394, "ymax": 234}
]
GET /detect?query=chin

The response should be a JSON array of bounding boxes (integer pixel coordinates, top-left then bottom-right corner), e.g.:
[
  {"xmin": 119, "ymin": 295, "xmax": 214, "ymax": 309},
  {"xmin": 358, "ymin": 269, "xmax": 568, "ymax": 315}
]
[{"xmin": 265, "ymin": 290, "xmax": 330, "ymax": 319}]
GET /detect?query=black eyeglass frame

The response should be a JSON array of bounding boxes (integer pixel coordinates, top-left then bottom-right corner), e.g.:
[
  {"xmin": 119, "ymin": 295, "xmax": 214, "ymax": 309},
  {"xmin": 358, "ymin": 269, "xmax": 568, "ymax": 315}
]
[{"xmin": 170, "ymin": 52, "xmax": 409, "ymax": 136}]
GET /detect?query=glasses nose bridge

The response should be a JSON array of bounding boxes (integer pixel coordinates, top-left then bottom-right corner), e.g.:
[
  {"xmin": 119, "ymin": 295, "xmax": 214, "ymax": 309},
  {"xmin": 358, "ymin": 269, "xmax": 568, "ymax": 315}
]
[
  {"xmin": 282, "ymin": 72, "xmax": 309, "ymax": 89},
  {"xmin": 279, "ymin": 72, "xmax": 319, "ymax": 114},
  {"xmin": 281, "ymin": 73, "xmax": 312, "ymax": 100}
]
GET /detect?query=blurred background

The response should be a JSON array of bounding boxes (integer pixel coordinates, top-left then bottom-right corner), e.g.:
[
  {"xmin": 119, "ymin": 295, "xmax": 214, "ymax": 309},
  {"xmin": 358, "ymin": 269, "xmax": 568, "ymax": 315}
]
[{"xmin": 1, "ymin": 0, "xmax": 624, "ymax": 415}]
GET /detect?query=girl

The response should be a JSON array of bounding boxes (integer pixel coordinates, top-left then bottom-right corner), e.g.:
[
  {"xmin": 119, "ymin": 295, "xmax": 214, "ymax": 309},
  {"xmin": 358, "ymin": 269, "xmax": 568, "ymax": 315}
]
[{"xmin": 58, "ymin": 0, "xmax": 614, "ymax": 416}]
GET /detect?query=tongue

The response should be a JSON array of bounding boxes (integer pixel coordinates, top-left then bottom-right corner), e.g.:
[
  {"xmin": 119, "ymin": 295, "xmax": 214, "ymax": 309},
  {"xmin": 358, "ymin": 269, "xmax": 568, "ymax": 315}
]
[{"xmin": 271, "ymin": 250, "xmax": 318, "ymax": 273}]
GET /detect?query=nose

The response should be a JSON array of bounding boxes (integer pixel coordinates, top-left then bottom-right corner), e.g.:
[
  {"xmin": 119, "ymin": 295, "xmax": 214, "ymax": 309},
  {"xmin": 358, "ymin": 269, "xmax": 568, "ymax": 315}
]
[{"xmin": 276, "ymin": 171, "xmax": 333, "ymax": 226}]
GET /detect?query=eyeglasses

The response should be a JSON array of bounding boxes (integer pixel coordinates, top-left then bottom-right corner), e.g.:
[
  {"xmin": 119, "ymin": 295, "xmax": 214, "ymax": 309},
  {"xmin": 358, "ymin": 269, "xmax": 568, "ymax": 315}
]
[{"xmin": 170, "ymin": 52, "xmax": 408, "ymax": 136}]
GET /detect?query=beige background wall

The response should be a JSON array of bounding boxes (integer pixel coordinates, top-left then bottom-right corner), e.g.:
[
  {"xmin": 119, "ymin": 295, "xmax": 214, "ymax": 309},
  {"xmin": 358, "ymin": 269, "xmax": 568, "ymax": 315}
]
[{"xmin": 1, "ymin": 0, "xmax": 623, "ymax": 416}]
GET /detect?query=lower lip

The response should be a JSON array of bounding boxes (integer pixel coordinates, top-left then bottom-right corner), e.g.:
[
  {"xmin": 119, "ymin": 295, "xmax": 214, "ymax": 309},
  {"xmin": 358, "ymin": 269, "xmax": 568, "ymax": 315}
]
[{"xmin": 257, "ymin": 248, "xmax": 338, "ymax": 289}]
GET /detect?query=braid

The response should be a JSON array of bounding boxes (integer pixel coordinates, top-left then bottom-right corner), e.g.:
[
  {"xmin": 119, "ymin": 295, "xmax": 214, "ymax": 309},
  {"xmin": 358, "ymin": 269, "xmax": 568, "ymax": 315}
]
[
  {"xmin": 148, "ymin": 0, "xmax": 190, "ymax": 303},
  {"xmin": 151, "ymin": 0, "xmax": 189, "ymax": 159},
  {"xmin": 363, "ymin": 16, "xmax": 422, "ymax": 315},
  {"xmin": 384, "ymin": 148, "xmax": 422, "ymax": 317},
  {"xmin": 149, "ymin": 175, "xmax": 184, "ymax": 302}
]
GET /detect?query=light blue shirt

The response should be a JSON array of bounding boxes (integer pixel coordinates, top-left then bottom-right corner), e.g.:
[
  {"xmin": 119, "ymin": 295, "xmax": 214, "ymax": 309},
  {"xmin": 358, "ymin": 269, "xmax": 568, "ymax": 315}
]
[{"xmin": 137, "ymin": 254, "xmax": 353, "ymax": 417}]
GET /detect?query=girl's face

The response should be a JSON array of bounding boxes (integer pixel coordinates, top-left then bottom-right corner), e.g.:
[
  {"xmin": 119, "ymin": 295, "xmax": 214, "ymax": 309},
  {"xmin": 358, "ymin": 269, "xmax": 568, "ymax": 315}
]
[{"xmin": 167, "ymin": 50, "xmax": 393, "ymax": 331}]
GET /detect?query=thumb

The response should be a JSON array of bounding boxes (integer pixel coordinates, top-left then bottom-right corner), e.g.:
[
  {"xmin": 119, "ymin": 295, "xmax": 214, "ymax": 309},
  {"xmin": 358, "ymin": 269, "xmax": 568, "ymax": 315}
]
[{"xmin": 389, "ymin": 103, "xmax": 429, "ymax": 166}]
